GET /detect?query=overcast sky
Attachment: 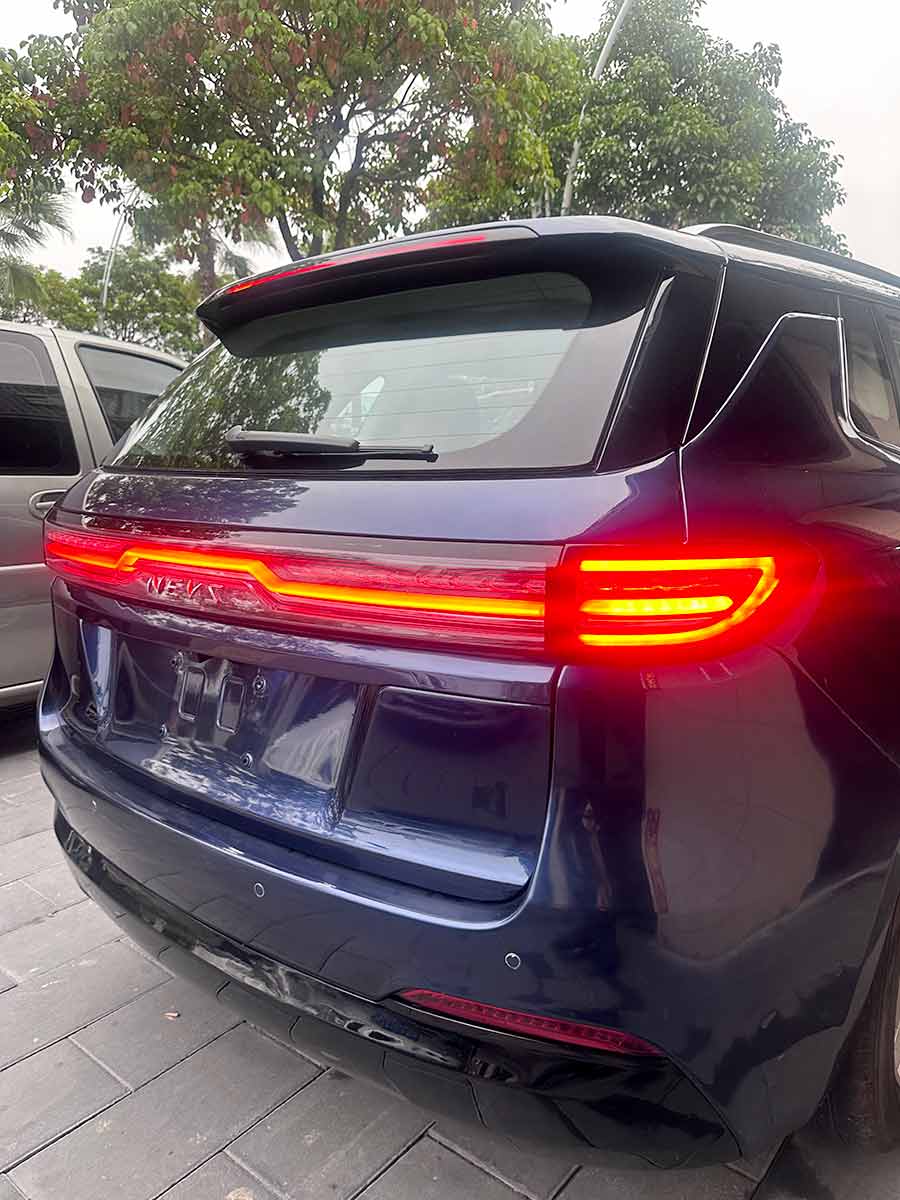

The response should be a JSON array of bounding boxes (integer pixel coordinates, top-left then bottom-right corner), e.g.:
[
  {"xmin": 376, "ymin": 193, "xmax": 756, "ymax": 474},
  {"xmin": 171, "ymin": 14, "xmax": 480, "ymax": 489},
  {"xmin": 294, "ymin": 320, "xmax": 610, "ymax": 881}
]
[{"xmin": 5, "ymin": 0, "xmax": 899, "ymax": 275}]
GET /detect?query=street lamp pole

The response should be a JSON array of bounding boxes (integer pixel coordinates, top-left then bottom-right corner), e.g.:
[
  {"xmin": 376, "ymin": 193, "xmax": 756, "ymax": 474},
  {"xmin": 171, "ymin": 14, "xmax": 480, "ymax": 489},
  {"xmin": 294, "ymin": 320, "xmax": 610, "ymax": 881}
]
[
  {"xmin": 560, "ymin": 0, "xmax": 639, "ymax": 218},
  {"xmin": 97, "ymin": 207, "xmax": 129, "ymax": 336}
]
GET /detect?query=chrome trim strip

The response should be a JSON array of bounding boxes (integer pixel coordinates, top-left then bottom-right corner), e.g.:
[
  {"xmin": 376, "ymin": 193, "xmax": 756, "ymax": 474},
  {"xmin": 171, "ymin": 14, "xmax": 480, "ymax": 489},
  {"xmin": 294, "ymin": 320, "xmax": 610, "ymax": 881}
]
[{"xmin": 683, "ymin": 262, "xmax": 727, "ymax": 444}]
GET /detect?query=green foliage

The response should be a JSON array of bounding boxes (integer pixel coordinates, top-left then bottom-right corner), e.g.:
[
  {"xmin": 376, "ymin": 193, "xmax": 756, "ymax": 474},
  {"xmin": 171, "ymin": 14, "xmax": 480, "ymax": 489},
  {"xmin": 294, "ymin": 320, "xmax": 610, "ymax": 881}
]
[
  {"xmin": 3, "ymin": 0, "xmax": 847, "ymax": 263},
  {"xmin": 567, "ymin": 0, "xmax": 845, "ymax": 248},
  {"xmin": 0, "ymin": 244, "xmax": 203, "ymax": 358},
  {"xmin": 23, "ymin": 0, "xmax": 554, "ymax": 262},
  {"xmin": 0, "ymin": 50, "xmax": 66, "ymax": 198},
  {"xmin": 0, "ymin": 184, "xmax": 71, "ymax": 307},
  {"xmin": 428, "ymin": 0, "xmax": 846, "ymax": 251}
]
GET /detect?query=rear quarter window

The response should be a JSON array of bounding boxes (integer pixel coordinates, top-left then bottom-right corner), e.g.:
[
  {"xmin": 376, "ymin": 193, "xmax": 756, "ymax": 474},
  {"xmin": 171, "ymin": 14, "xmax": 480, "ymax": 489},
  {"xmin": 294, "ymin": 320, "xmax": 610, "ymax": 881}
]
[
  {"xmin": 112, "ymin": 269, "xmax": 656, "ymax": 474},
  {"xmin": 842, "ymin": 299, "xmax": 900, "ymax": 447},
  {"xmin": 690, "ymin": 268, "xmax": 836, "ymax": 436}
]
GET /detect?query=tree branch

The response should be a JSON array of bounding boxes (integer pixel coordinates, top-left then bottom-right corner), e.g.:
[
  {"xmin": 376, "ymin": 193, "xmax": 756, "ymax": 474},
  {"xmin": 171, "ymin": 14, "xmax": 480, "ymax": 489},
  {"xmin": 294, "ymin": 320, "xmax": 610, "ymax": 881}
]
[{"xmin": 276, "ymin": 209, "xmax": 302, "ymax": 260}]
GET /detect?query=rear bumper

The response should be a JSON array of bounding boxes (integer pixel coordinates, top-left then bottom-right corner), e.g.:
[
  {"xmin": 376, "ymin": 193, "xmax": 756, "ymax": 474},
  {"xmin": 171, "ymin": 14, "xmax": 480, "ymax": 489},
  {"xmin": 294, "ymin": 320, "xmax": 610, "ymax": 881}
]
[
  {"xmin": 44, "ymin": 748, "xmax": 737, "ymax": 1169},
  {"xmin": 40, "ymin": 624, "xmax": 900, "ymax": 1167}
]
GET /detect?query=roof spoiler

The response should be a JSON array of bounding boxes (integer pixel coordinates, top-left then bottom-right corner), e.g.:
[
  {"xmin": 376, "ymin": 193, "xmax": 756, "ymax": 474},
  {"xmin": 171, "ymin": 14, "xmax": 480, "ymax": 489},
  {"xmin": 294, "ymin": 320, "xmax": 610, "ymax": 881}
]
[{"xmin": 196, "ymin": 225, "xmax": 539, "ymax": 340}]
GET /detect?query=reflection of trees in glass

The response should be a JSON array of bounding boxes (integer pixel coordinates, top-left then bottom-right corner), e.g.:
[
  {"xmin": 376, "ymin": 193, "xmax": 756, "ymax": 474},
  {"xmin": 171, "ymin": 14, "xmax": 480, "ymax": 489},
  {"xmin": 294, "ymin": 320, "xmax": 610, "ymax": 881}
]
[
  {"xmin": 118, "ymin": 346, "xmax": 332, "ymax": 470},
  {"xmin": 84, "ymin": 467, "xmax": 314, "ymax": 529}
]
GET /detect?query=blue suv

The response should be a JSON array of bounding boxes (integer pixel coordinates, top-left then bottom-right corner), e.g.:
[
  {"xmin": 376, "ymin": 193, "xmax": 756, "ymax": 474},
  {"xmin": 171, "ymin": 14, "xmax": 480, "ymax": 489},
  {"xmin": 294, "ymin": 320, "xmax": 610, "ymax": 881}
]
[{"xmin": 38, "ymin": 218, "xmax": 900, "ymax": 1168}]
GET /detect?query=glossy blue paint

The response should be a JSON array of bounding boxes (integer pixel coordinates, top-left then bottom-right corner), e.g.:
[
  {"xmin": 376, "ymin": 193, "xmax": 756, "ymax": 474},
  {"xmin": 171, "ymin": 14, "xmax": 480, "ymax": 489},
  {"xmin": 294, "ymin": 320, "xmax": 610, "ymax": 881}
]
[
  {"xmin": 61, "ymin": 452, "xmax": 686, "ymax": 544},
  {"xmin": 68, "ymin": 617, "xmax": 551, "ymax": 901},
  {"xmin": 51, "ymin": 798, "xmax": 737, "ymax": 1168},
  {"xmin": 37, "ymin": 220, "xmax": 900, "ymax": 1167}
]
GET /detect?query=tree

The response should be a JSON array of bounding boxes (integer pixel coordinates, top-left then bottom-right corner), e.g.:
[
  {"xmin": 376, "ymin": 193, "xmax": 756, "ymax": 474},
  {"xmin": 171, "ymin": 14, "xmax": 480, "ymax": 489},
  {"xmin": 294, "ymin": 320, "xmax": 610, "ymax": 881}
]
[
  {"xmin": 131, "ymin": 204, "xmax": 278, "ymax": 298},
  {"xmin": 428, "ymin": 0, "xmax": 846, "ymax": 251},
  {"xmin": 7, "ymin": 0, "xmax": 848, "ymax": 259},
  {"xmin": 0, "ymin": 185, "xmax": 71, "ymax": 308},
  {"xmin": 0, "ymin": 244, "xmax": 204, "ymax": 358},
  {"xmin": 24, "ymin": 0, "xmax": 554, "ymax": 266}
]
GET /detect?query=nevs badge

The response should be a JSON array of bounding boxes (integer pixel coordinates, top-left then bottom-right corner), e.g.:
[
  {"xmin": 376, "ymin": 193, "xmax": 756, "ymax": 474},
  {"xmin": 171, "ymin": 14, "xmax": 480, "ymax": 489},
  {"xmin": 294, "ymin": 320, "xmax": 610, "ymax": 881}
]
[{"xmin": 145, "ymin": 576, "xmax": 223, "ymax": 605}]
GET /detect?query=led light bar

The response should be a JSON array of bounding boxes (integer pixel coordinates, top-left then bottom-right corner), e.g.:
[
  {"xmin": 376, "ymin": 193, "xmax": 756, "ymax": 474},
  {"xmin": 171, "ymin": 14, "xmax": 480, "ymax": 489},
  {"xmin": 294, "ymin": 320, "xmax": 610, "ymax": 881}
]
[
  {"xmin": 45, "ymin": 524, "xmax": 794, "ymax": 659},
  {"xmin": 44, "ymin": 526, "xmax": 549, "ymax": 654},
  {"xmin": 225, "ymin": 233, "xmax": 490, "ymax": 295}
]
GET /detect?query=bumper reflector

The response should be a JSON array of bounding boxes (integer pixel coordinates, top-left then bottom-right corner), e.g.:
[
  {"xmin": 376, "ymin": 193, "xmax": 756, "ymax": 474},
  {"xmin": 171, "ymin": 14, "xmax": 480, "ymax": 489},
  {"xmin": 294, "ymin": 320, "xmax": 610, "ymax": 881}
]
[{"xmin": 398, "ymin": 989, "xmax": 662, "ymax": 1056}]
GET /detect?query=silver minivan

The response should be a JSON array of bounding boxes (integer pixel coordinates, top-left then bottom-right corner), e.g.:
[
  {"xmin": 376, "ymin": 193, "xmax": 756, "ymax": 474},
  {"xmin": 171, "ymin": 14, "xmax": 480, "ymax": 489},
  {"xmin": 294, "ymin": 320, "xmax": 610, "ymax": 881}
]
[{"xmin": 1, "ymin": 322, "xmax": 184, "ymax": 709}]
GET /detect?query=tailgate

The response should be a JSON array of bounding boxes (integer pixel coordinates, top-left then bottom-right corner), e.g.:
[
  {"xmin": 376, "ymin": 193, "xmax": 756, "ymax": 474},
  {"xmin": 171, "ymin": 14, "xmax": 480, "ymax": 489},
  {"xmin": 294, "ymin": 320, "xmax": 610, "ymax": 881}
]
[
  {"xmin": 51, "ymin": 549, "xmax": 555, "ymax": 903},
  {"xmin": 44, "ymin": 226, "xmax": 692, "ymax": 904}
]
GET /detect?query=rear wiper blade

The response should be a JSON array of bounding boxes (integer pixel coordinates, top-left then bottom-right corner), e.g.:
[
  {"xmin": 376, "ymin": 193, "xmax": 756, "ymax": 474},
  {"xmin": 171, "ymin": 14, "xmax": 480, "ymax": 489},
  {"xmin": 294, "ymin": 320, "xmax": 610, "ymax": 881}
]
[{"xmin": 225, "ymin": 427, "xmax": 437, "ymax": 462}]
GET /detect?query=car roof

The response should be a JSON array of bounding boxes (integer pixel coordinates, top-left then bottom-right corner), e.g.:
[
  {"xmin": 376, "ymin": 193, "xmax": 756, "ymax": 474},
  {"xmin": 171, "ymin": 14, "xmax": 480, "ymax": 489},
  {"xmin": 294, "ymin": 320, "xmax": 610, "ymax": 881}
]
[
  {"xmin": 52, "ymin": 327, "xmax": 186, "ymax": 367},
  {"xmin": 526, "ymin": 217, "xmax": 900, "ymax": 304},
  {"xmin": 681, "ymin": 223, "xmax": 900, "ymax": 304},
  {"xmin": 208, "ymin": 215, "xmax": 900, "ymax": 318},
  {"xmin": 0, "ymin": 319, "xmax": 186, "ymax": 367}
]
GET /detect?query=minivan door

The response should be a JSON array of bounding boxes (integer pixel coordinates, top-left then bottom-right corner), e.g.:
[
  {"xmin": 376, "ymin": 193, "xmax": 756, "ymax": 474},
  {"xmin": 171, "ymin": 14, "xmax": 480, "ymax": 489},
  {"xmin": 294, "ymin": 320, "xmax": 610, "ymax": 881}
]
[{"xmin": 0, "ymin": 327, "xmax": 93, "ymax": 703}]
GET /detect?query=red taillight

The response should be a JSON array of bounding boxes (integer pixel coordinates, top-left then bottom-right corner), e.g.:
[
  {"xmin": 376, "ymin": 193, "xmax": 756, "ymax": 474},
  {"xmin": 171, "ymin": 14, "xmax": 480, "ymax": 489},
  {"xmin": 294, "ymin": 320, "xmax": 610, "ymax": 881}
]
[
  {"xmin": 45, "ymin": 525, "xmax": 796, "ymax": 659},
  {"xmin": 562, "ymin": 552, "xmax": 780, "ymax": 649},
  {"xmin": 226, "ymin": 260, "xmax": 337, "ymax": 294},
  {"xmin": 225, "ymin": 233, "xmax": 489, "ymax": 295},
  {"xmin": 397, "ymin": 989, "xmax": 662, "ymax": 1056},
  {"xmin": 44, "ymin": 526, "xmax": 550, "ymax": 654}
]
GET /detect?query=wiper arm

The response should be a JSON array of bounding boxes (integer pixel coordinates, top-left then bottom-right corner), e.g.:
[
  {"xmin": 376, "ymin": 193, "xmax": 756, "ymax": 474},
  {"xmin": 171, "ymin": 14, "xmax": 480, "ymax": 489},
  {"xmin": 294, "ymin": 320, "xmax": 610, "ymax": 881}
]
[{"xmin": 225, "ymin": 427, "xmax": 437, "ymax": 462}]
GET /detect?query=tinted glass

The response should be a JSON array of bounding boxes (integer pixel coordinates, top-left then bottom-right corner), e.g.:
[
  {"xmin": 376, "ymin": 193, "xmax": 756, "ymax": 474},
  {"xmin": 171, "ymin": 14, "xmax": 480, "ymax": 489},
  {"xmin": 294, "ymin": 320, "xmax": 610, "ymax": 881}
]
[
  {"xmin": 78, "ymin": 346, "xmax": 183, "ymax": 442},
  {"xmin": 602, "ymin": 272, "xmax": 717, "ymax": 468},
  {"xmin": 843, "ymin": 299, "xmax": 900, "ymax": 447},
  {"xmin": 0, "ymin": 330, "xmax": 78, "ymax": 475},
  {"xmin": 692, "ymin": 268, "xmax": 834, "ymax": 435},
  {"xmin": 112, "ymin": 270, "xmax": 654, "ymax": 474},
  {"xmin": 704, "ymin": 315, "xmax": 843, "ymax": 465},
  {"xmin": 877, "ymin": 309, "xmax": 900, "ymax": 390}
]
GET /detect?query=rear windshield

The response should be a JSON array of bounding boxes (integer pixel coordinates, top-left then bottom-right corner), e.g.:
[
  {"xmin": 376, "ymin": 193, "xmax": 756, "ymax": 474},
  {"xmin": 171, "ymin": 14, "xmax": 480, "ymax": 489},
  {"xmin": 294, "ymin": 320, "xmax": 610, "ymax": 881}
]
[{"xmin": 112, "ymin": 270, "xmax": 654, "ymax": 474}]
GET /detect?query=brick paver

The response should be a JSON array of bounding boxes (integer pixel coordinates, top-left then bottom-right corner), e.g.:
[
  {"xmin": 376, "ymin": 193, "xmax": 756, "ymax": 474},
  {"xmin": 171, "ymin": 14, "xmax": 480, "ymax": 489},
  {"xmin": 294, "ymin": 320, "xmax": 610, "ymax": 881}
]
[
  {"xmin": 159, "ymin": 1152, "xmax": 280, "ymax": 1199},
  {"xmin": 0, "ymin": 709, "xmax": 863, "ymax": 1199},
  {"xmin": 229, "ymin": 1069, "xmax": 431, "ymax": 1198},
  {"xmin": 0, "ymin": 1039, "xmax": 125, "ymax": 1170},
  {"xmin": 72, "ymin": 977, "xmax": 240, "ymax": 1088}
]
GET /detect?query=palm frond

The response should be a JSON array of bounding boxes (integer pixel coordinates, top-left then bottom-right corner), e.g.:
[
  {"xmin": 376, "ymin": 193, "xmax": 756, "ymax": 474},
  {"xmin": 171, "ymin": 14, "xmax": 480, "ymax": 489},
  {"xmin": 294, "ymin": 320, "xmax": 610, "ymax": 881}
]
[
  {"xmin": 0, "ymin": 256, "xmax": 47, "ymax": 305},
  {"xmin": 0, "ymin": 188, "xmax": 71, "ymax": 257},
  {"xmin": 236, "ymin": 222, "xmax": 278, "ymax": 251},
  {"xmin": 29, "ymin": 191, "xmax": 72, "ymax": 241},
  {"xmin": 216, "ymin": 244, "xmax": 255, "ymax": 278},
  {"xmin": 0, "ymin": 224, "xmax": 29, "ymax": 255}
]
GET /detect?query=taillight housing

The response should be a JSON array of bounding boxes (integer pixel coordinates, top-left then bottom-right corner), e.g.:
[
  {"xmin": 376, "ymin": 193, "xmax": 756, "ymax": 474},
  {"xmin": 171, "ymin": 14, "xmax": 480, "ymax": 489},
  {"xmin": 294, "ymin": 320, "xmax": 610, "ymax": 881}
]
[
  {"xmin": 397, "ymin": 989, "xmax": 662, "ymax": 1056},
  {"xmin": 43, "ymin": 525, "xmax": 552, "ymax": 656},
  {"xmin": 547, "ymin": 547, "xmax": 785, "ymax": 658},
  {"xmin": 45, "ymin": 523, "xmax": 801, "ymax": 660}
]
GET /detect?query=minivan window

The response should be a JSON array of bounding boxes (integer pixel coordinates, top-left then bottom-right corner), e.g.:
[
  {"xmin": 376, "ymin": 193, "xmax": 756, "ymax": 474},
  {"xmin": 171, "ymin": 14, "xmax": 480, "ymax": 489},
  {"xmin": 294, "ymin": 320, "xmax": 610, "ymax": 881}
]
[
  {"xmin": 843, "ymin": 299, "xmax": 900, "ymax": 447},
  {"xmin": 78, "ymin": 346, "xmax": 183, "ymax": 442},
  {"xmin": 112, "ymin": 270, "xmax": 655, "ymax": 474},
  {"xmin": 0, "ymin": 330, "xmax": 78, "ymax": 475}
]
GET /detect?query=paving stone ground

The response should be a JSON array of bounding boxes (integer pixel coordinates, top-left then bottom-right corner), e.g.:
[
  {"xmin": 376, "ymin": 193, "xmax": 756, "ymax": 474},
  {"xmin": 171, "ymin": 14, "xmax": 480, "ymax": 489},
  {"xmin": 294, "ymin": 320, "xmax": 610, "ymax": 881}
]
[{"xmin": 0, "ymin": 708, "xmax": 892, "ymax": 1199}]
